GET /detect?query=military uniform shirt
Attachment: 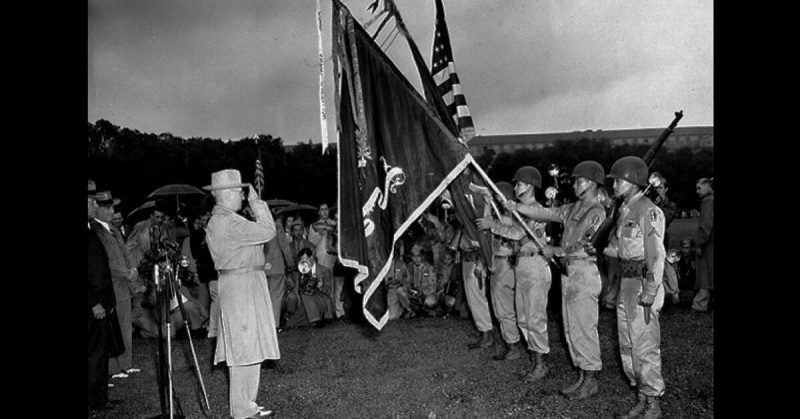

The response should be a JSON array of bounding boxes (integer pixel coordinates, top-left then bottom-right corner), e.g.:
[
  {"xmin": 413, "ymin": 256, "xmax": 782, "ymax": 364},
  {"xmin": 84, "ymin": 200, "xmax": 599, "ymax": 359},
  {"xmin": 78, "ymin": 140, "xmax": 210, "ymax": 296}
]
[{"xmin": 608, "ymin": 191, "xmax": 666, "ymax": 295}]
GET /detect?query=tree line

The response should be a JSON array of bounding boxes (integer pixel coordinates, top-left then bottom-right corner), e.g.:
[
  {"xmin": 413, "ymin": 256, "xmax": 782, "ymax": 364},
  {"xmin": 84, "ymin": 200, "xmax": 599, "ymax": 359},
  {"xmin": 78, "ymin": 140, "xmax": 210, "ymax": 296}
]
[
  {"xmin": 88, "ymin": 119, "xmax": 337, "ymax": 219},
  {"xmin": 88, "ymin": 120, "xmax": 712, "ymax": 219}
]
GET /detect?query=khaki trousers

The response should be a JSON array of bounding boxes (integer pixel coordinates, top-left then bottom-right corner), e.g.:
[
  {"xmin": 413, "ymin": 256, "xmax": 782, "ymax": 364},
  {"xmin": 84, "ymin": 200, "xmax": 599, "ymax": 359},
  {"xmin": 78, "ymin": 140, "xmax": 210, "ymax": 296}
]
[
  {"xmin": 490, "ymin": 257, "xmax": 519, "ymax": 344},
  {"xmin": 617, "ymin": 276, "xmax": 665, "ymax": 397},
  {"xmin": 562, "ymin": 259, "xmax": 602, "ymax": 370},
  {"xmin": 514, "ymin": 255, "xmax": 551, "ymax": 353},
  {"xmin": 463, "ymin": 260, "xmax": 492, "ymax": 332}
]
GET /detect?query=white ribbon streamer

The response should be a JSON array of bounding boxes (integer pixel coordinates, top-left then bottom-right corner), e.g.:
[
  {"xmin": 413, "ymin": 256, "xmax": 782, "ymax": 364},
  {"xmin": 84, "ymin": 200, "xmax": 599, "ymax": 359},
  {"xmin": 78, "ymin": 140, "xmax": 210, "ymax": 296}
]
[{"xmin": 317, "ymin": 0, "xmax": 329, "ymax": 153}]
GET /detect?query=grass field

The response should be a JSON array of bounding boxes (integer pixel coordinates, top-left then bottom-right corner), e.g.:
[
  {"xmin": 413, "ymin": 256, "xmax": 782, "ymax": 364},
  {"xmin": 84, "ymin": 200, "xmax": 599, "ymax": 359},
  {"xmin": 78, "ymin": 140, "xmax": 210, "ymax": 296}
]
[
  {"xmin": 96, "ymin": 305, "xmax": 712, "ymax": 417},
  {"xmin": 93, "ymin": 218, "xmax": 710, "ymax": 418}
]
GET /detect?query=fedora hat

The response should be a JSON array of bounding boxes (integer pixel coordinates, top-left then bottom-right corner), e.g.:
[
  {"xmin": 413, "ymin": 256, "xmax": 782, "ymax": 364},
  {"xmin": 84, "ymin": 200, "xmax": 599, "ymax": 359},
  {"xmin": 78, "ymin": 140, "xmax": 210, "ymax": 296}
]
[
  {"xmin": 94, "ymin": 191, "xmax": 121, "ymax": 207},
  {"xmin": 203, "ymin": 169, "xmax": 249, "ymax": 191},
  {"xmin": 88, "ymin": 180, "xmax": 98, "ymax": 197}
]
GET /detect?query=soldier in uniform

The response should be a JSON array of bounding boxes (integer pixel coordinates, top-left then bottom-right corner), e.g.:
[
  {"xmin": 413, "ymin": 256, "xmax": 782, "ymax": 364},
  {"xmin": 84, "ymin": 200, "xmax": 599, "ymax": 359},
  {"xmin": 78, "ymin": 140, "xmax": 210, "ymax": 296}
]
[
  {"xmin": 478, "ymin": 181, "xmax": 522, "ymax": 361},
  {"xmin": 507, "ymin": 161, "xmax": 607, "ymax": 400},
  {"xmin": 455, "ymin": 224, "xmax": 495, "ymax": 350},
  {"xmin": 596, "ymin": 156, "xmax": 667, "ymax": 419},
  {"xmin": 477, "ymin": 166, "xmax": 552, "ymax": 383}
]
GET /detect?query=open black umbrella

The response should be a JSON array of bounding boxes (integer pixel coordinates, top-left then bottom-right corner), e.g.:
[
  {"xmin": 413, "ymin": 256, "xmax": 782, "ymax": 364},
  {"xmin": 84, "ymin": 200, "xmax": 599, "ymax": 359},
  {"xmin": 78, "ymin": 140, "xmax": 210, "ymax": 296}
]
[
  {"xmin": 126, "ymin": 200, "xmax": 157, "ymax": 225},
  {"xmin": 275, "ymin": 203, "xmax": 317, "ymax": 215},
  {"xmin": 147, "ymin": 184, "xmax": 206, "ymax": 216},
  {"xmin": 265, "ymin": 198, "xmax": 296, "ymax": 208}
]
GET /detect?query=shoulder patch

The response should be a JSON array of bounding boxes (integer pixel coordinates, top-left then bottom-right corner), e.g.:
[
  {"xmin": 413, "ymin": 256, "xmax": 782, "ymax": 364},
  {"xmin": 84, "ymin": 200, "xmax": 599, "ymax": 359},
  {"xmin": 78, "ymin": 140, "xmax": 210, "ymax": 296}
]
[{"xmin": 649, "ymin": 208, "xmax": 659, "ymax": 223}]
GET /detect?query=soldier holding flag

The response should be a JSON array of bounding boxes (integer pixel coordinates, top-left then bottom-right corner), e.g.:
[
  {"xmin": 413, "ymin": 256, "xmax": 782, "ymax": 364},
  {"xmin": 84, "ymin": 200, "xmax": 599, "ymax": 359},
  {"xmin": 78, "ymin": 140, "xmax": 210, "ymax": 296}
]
[
  {"xmin": 506, "ymin": 161, "xmax": 607, "ymax": 400},
  {"xmin": 477, "ymin": 166, "xmax": 553, "ymax": 383}
]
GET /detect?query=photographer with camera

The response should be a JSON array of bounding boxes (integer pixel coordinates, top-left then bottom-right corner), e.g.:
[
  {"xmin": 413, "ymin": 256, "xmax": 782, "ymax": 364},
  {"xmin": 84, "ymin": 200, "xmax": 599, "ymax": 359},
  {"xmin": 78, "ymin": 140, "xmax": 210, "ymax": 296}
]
[
  {"xmin": 203, "ymin": 169, "xmax": 279, "ymax": 418},
  {"xmin": 290, "ymin": 247, "xmax": 335, "ymax": 327},
  {"xmin": 125, "ymin": 200, "xmax": 169, "ymax": 271}
]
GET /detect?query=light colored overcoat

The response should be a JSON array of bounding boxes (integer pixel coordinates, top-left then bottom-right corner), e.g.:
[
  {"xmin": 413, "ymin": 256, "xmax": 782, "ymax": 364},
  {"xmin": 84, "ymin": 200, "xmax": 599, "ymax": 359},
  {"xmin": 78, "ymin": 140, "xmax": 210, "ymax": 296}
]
[{"xmin": 205, "ymin": 202, "xmax": 279, "ymax": 366}]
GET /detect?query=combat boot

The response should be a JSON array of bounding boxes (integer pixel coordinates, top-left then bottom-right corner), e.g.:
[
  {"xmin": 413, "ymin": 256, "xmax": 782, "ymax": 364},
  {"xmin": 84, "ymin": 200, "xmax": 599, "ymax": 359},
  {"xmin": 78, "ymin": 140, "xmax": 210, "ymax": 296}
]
[
  {"xmin": 522, "ymin": 352, "xmax": 548, "ymax": 383},
  {"xmin": 568, "ymin": 370, "xmax": 599, "ymax": 400},
  {"xmin": 517, "ymin": 351, "xmax": 536, "ymax": 377},
  {"xmin": 467, "ymin": 331, "xmax": 494, "ymax": 350},
  {"xmin": 641, "ymin": 396, "xmax": 662, "ymax": 419},
  {"xmin": 492, "ymin": 341, "xmax": 521, "ymax": 361},
  {"xmin": 560, "ymin": 369, "xmax": 584, "ymax": 396},
  {"xmin": 618, "ymin": 392, "xmax": 646, "ymax": 418}
]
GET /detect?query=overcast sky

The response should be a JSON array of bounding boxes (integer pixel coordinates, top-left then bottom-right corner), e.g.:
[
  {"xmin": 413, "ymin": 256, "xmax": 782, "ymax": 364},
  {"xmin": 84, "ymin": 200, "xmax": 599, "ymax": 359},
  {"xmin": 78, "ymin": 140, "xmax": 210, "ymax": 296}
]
[{"xmin": 88, "ymin": 0, "xmax": 713, "ymax": 145}]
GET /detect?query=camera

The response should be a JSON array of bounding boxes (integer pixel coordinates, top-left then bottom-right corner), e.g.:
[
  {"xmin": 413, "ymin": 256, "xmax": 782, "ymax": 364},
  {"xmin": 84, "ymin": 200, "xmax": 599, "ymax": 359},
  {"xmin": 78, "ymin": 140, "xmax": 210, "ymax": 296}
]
[
  {"xmin": 177, "ymin": 255, "xmax": 197, "ymax": 287},
  {"xmin": 300, "ymin": 272, "xmax": 318, "ymax": 295}
]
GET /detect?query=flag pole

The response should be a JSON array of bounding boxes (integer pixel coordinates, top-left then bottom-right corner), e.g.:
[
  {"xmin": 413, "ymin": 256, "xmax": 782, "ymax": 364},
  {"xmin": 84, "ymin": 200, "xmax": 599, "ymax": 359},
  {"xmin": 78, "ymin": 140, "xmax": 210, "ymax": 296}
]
[{"xmin": 467, "ymin": 156, "xmax": 551, "ymax": 257}]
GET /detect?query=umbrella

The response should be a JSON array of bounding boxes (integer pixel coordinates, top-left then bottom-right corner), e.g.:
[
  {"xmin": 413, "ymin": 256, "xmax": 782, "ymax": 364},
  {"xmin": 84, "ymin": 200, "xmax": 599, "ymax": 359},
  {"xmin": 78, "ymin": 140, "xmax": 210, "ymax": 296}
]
[
  {"xmin": 147, "ymin": 184, "xmax": 207, "ymax": 216},
  {"xmin": 265, "ymin": 198, "xmax": 296, "ymax": 207},
  {"xmin": 147, "ymin": 184, "xmax": 206, "ymax": 197},
  {"xmin": 275, "ymin": 203, "xmax": 318, "ymax": 215},
  {"xmin": 126, "ymin": 200, "xmax": 157, "ymax": 225}
]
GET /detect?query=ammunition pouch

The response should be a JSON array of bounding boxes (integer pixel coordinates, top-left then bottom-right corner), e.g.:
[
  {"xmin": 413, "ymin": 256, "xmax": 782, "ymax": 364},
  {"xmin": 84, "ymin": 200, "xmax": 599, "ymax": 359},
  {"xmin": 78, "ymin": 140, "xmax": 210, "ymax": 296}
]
[{"xmin": 619, "ymin": 259, "xmax": 647, "ymax": 277}]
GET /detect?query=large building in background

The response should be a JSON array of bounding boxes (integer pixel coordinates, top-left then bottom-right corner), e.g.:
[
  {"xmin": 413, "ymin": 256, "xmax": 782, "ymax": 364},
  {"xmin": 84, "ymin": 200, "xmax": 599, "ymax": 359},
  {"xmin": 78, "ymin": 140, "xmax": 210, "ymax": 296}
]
[{"xmin": 467, "ymin": 126, "xmax": 713, "ymax": 155}]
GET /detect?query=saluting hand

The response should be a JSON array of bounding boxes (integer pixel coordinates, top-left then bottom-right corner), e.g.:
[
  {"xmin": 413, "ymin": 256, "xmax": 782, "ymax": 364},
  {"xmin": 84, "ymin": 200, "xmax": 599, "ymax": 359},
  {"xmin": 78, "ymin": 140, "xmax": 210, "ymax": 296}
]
[{"xmin": 248, "ymin": 184, "xmax": 259, "ymax": 206}]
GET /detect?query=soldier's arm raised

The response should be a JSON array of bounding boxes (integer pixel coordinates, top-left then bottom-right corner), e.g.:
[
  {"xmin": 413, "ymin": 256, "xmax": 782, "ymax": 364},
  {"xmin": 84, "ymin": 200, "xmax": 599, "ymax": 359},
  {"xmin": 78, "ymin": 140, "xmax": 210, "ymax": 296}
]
[{"xmin": 514, "ymin": 203, "xmax": 565, "ymax": 223}]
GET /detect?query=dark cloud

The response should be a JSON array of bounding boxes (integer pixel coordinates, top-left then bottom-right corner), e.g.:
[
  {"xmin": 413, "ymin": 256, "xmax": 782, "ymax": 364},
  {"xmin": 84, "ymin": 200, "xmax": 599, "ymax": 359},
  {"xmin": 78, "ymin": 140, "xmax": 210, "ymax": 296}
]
[{"xmin": 88, "ymin": 0, "xmax": 713, "ymax": 143}]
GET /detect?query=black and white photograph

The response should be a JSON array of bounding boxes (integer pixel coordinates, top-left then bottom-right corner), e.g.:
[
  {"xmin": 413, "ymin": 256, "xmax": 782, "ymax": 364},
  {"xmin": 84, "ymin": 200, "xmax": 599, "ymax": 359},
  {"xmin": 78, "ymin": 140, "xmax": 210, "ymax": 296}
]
[{"xmin": 87, "ymin": 1, "xmax": 713, "ymax": 417}]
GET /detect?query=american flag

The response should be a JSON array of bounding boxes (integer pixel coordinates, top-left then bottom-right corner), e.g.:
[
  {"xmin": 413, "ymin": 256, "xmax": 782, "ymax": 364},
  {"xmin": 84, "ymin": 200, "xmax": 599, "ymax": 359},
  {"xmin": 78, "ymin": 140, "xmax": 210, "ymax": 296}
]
[
  {"xmin": 254, "ymin": 158, "xmax": 264, "ymax": 199},
  {"xmin": 431, "ymin": 0, "xmax": 475, "ymax": 141}
]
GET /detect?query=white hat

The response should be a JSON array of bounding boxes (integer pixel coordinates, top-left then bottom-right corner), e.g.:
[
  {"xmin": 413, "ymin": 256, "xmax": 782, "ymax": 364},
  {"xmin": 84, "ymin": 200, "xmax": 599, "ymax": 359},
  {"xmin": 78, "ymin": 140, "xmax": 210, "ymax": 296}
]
[{"xmin": 202, "ymin": 169, "xmax": 249, "ymax": 191}]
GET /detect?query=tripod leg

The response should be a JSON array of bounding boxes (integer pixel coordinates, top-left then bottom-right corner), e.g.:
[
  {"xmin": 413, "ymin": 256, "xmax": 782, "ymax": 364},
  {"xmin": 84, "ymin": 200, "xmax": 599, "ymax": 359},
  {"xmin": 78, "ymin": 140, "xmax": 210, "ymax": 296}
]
[
  {"xmin": 155, "ymin": 288, "xmax": 168, "ymax": 417},
  {"xmin": 167, "ymin": 322, "xmax": 173, "ymax": 419},
  {"xmin": 172, "ymin": 277, "xmax": 212, "ymax": 414}
]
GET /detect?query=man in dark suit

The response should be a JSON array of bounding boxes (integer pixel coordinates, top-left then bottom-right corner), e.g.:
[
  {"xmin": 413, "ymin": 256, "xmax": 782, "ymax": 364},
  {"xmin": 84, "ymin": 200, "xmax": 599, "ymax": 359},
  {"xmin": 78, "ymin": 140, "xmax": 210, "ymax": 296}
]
[
  {"xmin": 91, "ymin": 191, "xmax": 143, "ymax": 379},
  {"xmin": 88, "ymin": 181, "xmax": 117, "ymax": 414},
  {"xmin": 112, "ymin": 211, "xmax": 131, "ymax": 241}
]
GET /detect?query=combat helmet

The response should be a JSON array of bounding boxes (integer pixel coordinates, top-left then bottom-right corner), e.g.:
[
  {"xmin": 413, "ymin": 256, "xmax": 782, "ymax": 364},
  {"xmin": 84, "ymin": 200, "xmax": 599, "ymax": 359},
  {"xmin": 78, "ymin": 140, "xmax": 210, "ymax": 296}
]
[
  {"xmin": 571, "ymin": 160, "xmax": 605, "ymax": 185},
  {"xmin": 512, "ymin": 166, "xmax": 542, "ymax": 188},
  {"xmin": 607, "ymin": 156, "xmax": 648, "ymax": 187},
  {"xmin": 495, "ymin": 181, "xmax": 515, "ymax": 200}
]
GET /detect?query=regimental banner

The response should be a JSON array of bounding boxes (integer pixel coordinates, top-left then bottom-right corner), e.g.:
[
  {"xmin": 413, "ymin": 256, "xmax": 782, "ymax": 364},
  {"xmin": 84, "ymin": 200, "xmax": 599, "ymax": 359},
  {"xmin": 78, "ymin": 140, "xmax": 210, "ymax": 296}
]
[{"xmin": 332, "ymin": 1, "xmax": 472, "ymax": 330}]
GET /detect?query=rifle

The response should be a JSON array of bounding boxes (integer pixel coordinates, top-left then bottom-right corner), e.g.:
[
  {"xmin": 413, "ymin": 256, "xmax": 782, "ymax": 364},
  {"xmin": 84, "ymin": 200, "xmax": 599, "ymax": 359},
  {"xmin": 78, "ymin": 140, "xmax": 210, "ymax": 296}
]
[{"xmin": 589, "ymin": 110, "xmax": 684, "ymax": 253}]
